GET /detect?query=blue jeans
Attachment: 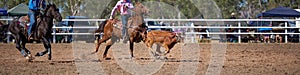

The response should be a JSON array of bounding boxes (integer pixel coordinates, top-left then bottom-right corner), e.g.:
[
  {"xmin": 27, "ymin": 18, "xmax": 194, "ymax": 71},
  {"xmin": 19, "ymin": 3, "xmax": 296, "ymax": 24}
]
[
  {"xmin": 121, "ymin": 14, "xmax": 130, "ymax": 39},
  {"xmin": 28, "ymin": 10, "xmax": 38, "ymax": 36}
]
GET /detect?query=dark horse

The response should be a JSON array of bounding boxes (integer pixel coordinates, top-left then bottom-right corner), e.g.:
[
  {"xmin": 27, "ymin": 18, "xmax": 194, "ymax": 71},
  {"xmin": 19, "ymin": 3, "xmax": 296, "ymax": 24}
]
[
  {"xmin": 93, "ymin": 2, "xmax": 149, "ymax": 58},
  {"xmin": 0, "ymin": 22, "xmax": 9, "ymax": 41},
  {"xmin": 8, "ymin": 4, "xmax": 62, "ymax": 60}
]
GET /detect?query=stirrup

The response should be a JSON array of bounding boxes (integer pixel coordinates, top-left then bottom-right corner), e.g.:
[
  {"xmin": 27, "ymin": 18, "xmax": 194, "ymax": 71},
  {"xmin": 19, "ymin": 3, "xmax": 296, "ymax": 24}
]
[{"xmin": 27, "ymin": 32, "xmax": 34, "ymax": 41}]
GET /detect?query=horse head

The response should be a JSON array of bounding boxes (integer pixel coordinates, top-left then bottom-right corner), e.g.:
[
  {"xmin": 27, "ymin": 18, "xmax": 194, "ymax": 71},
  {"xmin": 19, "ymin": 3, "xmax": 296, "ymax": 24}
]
[
  {"xmin": 45, "ymin": 4, "xmax": 62, "ymax": 22},
  {"xmin": 133, "ymin": 2, "xmax": 149, "ymax": 16}
]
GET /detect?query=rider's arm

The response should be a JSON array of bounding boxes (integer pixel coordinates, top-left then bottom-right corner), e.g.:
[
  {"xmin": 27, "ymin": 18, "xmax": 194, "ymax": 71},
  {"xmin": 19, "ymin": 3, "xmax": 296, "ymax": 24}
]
[
  {"xmin": 40, "ymin": 0, "xmax": 46, "ymax": 9},
  {"xmin": 110, "ymin": 1, "xmax": 122, "ymax": 19},
  {"xmin": 125, "ymin": 3, "xmax": 134, "ymax": 9}
]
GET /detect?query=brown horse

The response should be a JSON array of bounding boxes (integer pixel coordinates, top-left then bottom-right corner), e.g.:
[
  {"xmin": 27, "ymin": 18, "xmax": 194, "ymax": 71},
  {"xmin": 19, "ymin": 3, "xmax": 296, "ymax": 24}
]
[
  {"xmin": 8, "ymin": 4, "xmax": 62, "ymax": 60},
  {"xmin": 93, "ymin": 2, "xmax": 149, "ymax": 58}
]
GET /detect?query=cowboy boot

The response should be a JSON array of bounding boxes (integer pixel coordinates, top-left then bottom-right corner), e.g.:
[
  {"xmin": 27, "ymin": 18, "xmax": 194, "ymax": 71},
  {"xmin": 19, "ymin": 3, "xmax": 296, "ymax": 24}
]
[{"xmin": 27, "ymin": 33, "xmax": 33, "ymax": 41}]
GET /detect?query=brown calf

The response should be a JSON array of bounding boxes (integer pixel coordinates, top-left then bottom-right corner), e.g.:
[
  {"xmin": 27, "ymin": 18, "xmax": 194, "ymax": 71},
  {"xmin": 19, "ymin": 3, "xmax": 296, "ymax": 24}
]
[{"xmin": 145, "ymin": 30, "xmax": 180, "ymax": 55}]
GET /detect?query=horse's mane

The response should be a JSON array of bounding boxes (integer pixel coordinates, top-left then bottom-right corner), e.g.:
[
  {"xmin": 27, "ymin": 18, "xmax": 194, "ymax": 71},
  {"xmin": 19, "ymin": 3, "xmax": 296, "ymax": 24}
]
[
  {"xmin": 45, "ymin": 4, "xmax": 56, "ymax": 11},
  {"xmin": 43, "ymin": 4, "xmax": 58, "ymax": 16}
]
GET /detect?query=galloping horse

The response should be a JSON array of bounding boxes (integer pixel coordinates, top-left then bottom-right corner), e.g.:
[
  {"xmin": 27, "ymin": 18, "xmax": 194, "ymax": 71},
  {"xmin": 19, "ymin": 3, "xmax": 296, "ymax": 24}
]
[
  {"xmin": 94, "ymin": 2, "xmax": 149, "ymax": 58},
  {"xmin": 8, "ymin": 4, "xmax": 62, "ymax": 60},
  {"xmin": 0, "ymin": 22, "xmax": 9, "ymax": 41}
]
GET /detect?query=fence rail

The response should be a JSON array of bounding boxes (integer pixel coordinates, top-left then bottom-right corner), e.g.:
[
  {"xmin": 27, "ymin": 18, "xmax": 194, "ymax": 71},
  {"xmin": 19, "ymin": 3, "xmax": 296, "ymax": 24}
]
[
  {"xmin": 2, "ymin": 19, "xmax": 300, "ymax": 43},
  {"xmin": 2, "ymin": 18, "xmax": 298, "ymax": 21}
]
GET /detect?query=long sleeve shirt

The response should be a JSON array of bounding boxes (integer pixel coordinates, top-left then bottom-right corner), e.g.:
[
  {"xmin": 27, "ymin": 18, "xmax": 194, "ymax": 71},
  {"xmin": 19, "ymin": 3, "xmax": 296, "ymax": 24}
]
[
  {"xmin": 110, "ymin": 1, "xmax": 134, "ymax": 16},
  {"xmin": 28, "ymin": 0, "xmax": 46, "ymax": 11}
]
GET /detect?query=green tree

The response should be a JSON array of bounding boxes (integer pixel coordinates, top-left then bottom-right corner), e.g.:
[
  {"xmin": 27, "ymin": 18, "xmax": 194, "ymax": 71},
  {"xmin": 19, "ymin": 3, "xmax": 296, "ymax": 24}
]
[{"xmin": 0, "ymin": 0, "xmax": 28, "ymax": 9}]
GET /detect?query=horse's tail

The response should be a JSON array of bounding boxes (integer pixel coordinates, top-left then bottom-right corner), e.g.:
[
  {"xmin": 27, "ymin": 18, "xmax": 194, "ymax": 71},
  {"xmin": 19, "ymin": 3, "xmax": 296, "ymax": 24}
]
[
  {"xmin": 95, "ymin": 20, "xmax": 108, "ymax": 33},
  {"xmin": 95, "ymin": 19, "xmax": 108, "ymax": 41},
  {"xmin": 94, "ymin": 29, "xmax": 101, "ymax": 33}
]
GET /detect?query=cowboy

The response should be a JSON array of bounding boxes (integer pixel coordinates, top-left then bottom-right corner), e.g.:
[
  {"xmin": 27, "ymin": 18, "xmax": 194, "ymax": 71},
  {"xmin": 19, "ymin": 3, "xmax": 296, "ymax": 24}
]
[
  {"xmin": 230, "ymin": 13, "xmax": 236, "ymax": 19},
  {"xmin": 110, "ymin": 0, "xmax": 134, "ymax": 43},
  {"xmin": 28, "ymin": 0, "xmax": 46, "ymax": 40}
]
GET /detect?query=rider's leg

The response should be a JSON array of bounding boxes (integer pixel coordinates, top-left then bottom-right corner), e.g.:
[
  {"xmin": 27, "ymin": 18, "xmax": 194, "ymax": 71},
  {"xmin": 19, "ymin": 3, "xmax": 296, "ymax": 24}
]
[
  {"xmin": 121, "ymin": 14, "xmax": 129, "ymax": 42},
  {"xmin": 27, "ymin": 10, "xmax": 37, "ymax": 39}
]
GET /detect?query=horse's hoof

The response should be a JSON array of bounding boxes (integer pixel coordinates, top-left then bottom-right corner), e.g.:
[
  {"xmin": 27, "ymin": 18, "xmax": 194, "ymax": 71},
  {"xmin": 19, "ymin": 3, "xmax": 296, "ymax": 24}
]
[
  {"xmin": 35, "ymin": 52, "xmax": 43, "ymax": 56},
  {"xmin": 163, "ymin": 52, "xmax": 169, "ymax": 55},
  {"xmin": 157, "ymin": 56, "xmax": 167, "ymax": 61},
  {"xmin": 25, "ymin": 55, "xmax": 34, "ymax": 61},
  {"xmin": 162, "ymin": 56, "xmax": 168, "ymax": 60},
  {"xmin": 48, "ymin": 54, "xmax": 52, "ymax": 60},
  {"xmin": 48, "ymin": 56, "xmax": 51, "ymax": 60},
  {"xmin": 155, "ymin": 56, "xmax": 160, "ymax": 60},
  {"xmin": 103, "ymin": 55, "xmax": 107, "ymax": 59},
  {"xmin": 130, "ymin": 56, "xmax": 134, "ymax": 59},
  {"xmin": 91, "ymin": 51, "xmax": 97, "ymax": 54}
]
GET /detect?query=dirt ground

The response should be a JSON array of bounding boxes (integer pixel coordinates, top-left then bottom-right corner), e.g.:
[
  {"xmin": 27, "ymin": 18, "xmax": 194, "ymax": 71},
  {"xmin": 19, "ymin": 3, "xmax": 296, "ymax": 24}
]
[{"xmin": 0, "ymin": 42, "xmax": 300, "ymax": 75}]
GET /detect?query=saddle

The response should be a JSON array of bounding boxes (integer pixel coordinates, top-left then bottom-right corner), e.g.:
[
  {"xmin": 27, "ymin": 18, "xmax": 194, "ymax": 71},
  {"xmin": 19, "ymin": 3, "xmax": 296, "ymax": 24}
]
[
  {"xmin": 113, "ymin": 18, "xmax": 134, "ymax": 29},
  {"xmin": 17, "ymin": 16, "xmax": 30, "ymax": 28}
]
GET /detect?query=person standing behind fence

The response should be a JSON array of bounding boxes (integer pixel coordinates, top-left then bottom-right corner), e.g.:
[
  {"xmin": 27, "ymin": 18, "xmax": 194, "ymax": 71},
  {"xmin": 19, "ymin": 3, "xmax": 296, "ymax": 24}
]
[
  {"xmin": 109, "ymin": 0, "xmax": 134, "ymax": 43},
  {"xmin": 227, "ymin": 13, "xmax": 238, "ymax": 42},
  {"xmin": 28, "ymin": 0, "xmax": 46, "ymax": 40},
  {"xmin": 230, "ymin": 13, "xmax": 236, "ymax": 19}
]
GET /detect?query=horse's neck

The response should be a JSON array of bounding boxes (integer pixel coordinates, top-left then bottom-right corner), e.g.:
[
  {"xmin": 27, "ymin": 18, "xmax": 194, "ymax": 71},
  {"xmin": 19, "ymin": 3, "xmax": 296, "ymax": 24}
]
[
  {"xmin": 40, "ymin": 16, "xmax": 54, "ymax": 28},
  {"xmin": 130, "ymin": 14, "xmax": 144, "ymax": 26}
]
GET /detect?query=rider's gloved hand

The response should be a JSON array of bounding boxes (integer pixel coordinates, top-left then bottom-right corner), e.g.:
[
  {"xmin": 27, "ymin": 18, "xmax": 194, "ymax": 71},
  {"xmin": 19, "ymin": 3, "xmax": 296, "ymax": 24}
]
[
  {"xmin": 109, "ymin": 16, "xmax": 113, "ymax": 19},
  {"xmin": 39, "ymin": 8, "xmax": 45, "ymax": 14}
]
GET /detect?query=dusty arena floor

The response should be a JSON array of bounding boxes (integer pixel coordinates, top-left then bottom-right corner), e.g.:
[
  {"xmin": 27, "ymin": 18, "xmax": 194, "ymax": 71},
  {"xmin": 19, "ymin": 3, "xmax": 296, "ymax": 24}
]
[{"xmin": 0, "ymin": 42, "xmax": 300, "ymax": 75}]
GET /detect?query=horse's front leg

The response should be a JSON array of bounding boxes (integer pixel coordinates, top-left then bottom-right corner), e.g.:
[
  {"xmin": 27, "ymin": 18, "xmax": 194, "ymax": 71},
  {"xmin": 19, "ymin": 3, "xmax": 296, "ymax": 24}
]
[
  {"xmin": 35, "ymin": 37, "xmax": 51, "ymax": 60},
  {"xmin": 129, "ymin": 37, "xmax": 134, "ymax": 58},
  {"xmin": 162, "ymin": 43, "xmax": 170, "ymax": 55}
]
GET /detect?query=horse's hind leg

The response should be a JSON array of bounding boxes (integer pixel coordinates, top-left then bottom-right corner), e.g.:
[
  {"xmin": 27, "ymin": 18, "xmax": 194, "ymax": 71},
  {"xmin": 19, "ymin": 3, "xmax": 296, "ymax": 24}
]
[
  {"xmin": 103, "ymin": 39, "xmax": 114, "ymax": 58},
  {"xmin": 35, "ymin": 37, "xmax": 52, "ymax": 60},
  {"xmin": 15, "ymin": 35, "xmax": 29, "ymax": 58},
  {"xmin": 21, "ymin": 34, "xmax": 31, "ymax": 55},
  {"xmin": 93, "ymin": 35, "xmax": 110, "ymax": 54},
  {"xmin": 20, "ymin": 36, "xmax": 33, "ymax": 60}
]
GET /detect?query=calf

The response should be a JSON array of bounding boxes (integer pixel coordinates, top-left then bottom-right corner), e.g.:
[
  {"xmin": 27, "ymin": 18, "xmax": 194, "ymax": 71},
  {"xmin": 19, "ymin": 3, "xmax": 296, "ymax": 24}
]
[{"xmin": 145, "ymin": 30, "xmax": 180, "ymax": 55}]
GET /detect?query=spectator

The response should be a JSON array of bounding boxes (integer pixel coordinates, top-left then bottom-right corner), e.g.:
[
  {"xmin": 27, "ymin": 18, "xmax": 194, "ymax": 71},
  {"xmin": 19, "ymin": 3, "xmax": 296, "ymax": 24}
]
[
  {"xmin": 258, "ymin": 16, "xmax": 272, "ymax": 43},
  {"xmin": 227, "ymin": 13, "xmax": 238, "ymax": 43},
  {"xmin": 230, "ymin": 13, "xmax": 236, "ymax": 19}
]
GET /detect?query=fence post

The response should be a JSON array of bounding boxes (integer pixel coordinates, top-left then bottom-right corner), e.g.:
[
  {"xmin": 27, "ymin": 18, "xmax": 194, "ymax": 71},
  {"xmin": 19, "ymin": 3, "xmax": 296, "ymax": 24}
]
[
  {"xmin": 53, "ymin": 25, "xmax": 56, "ymax": 44},
  {"xmin": 191, "ymin": 22, "xmax": 195, "ymax": 43},
  {"xmin": 238, "ymin": 22, "xmax": 241, "ymax": 43},
  {"xmin": 285, "ymin": 22, "xmax": 288, "ymax": 43}
]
